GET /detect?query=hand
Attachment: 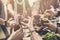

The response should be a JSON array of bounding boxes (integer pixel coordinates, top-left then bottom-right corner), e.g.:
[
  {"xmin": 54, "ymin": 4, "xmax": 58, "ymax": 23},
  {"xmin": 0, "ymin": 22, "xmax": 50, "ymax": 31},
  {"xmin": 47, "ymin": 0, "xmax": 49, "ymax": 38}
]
[
  {"xmin": 7, "ymin": 19, "xmax": 16, "ymax": 27},
  {"xmin": 0, "ymin": 18, "xmax": 5, "ymax": 25},
  {"xmin": 43, "ymin": 19, "xmax": 56, "ymax": 31},
  {"xmin": 21, "ymin": 16, "xmax": 35, "ymax": 31}
]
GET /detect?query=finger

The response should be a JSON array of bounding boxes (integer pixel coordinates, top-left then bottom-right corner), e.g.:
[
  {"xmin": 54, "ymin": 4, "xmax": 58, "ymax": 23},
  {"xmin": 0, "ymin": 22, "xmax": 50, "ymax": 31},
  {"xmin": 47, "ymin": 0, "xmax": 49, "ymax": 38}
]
[
  {"xmin": 28, "ymin": 16, "xmax": 31, "ymax": 19},
  {"xmin": 44, "ymin": 23, "xmax": 50, "ymax": 25},
  {"xmin": 21, "ymin": 22, "xmax": 29, "ymax": 26}
]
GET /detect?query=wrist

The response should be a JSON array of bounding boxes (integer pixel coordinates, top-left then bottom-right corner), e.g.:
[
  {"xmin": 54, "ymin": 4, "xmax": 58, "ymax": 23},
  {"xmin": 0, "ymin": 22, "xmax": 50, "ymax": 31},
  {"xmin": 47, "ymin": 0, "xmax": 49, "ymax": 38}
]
[
  {"xmin": 29, "ymin": 28, "xmax": 35, "ymax": 31},
  {"xmin": 30, "ymin": 29, "xmax": 35, "ymax": 33}
]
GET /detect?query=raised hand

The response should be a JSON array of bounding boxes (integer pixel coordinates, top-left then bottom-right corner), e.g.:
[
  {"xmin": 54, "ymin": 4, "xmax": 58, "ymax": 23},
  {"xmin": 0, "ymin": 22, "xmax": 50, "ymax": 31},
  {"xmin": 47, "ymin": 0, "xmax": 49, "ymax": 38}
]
[{"xmin": 21, "ymin": 16, "xmax": 35, "ymax": 31}]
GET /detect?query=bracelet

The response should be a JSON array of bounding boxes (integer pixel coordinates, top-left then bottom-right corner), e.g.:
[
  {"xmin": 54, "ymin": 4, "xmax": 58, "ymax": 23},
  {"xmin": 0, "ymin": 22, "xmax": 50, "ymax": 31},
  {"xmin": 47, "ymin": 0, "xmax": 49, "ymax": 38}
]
[{"xmin": 55, "ymin": 27, "xmax": 58, "ymax": 33}]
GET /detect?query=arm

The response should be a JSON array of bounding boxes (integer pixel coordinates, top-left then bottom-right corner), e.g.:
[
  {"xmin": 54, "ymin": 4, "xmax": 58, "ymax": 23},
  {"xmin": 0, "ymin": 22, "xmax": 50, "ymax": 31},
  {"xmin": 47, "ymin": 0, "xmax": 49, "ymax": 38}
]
[
  {"xmin": 0, "ymin": 18, "xmax": 5, "ymax": 25},
  {"xmin": 21, "ymin": 17, "xmax": 43, "ymax": 40},
  {"xmin": 43, "ymin": 19, "xmax": 60, "ymax": 33},
  {"xmin": 47, "ymin": 23, "xmax": 60, "ymax": 33},
  {"xmin": 7, "ymin": 4, "xmax": 14, "ymax": 17},
  {"xmin": 7, "ymin": 28, "xmax": 23, "ymax": 40}
]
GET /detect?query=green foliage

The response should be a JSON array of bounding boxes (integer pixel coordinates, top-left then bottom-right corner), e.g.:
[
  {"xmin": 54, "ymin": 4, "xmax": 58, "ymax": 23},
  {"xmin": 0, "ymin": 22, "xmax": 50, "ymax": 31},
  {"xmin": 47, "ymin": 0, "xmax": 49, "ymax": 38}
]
[{"xmin": 45, "ymin": 32, "xmax": 58, "ymax": 40}]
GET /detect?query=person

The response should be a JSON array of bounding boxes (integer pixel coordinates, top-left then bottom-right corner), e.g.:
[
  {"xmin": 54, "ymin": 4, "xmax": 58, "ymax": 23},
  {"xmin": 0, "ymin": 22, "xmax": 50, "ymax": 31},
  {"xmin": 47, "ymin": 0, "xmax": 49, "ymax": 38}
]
[
  {"xmin": 43, "ymin": 9, "xmax": 56, "ymax": 19},
  {"xmin": 6, "ymin": 0, "xmax": 15, "ymax": 20},
  {"xmin": 0, "ymin": 18, "xmax": 5, "ymax": 25},
  {"xmin": 21, "ymin": 16, "xmax": 43, "ymax": 40},
  {"xmin": 7, "ymin": 16, "xmax": 43, "ymax": 40},
  {"xmin": 7, "ymin": 27, "xmax": 23, "ymax": 40},
  {"xmin": 32, "ymin": 0, "xmax": 59, "ymax": 14},
  {"xmin": 43, "ymin": 19, "xmax": 60, "ymax": 33},
  {"xmin": 0, "ymin": 0, "xmax": 6, "ymax": 19}
]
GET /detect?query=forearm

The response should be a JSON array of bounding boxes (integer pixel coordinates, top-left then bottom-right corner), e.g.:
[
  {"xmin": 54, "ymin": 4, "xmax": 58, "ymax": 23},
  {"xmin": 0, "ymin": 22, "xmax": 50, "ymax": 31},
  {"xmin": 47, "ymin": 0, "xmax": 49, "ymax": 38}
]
[
  {"xmin": 48, "ymin": 25, "xmax": 60, "ymax": 33},
  {"xmin": 7, "ymin": 4, "xmax": 14, "ymax": 17},
  {"xmin": 31, "ymin": 31, "xmax": 42, "ymax": 40},
  {"xmin": 48, "ymin": 25, "xmax": 56, "ymax": 32},
  {"xmin": 8, "ymin": 28, "xmax": 23, "ymax": 40},
  {"xmin": 8, "ymin": 9, "xmax": 14, "ymax": 16},
  {"xmin": 29, "ymin": 26, "xmax": 42, "ymax": 40}
]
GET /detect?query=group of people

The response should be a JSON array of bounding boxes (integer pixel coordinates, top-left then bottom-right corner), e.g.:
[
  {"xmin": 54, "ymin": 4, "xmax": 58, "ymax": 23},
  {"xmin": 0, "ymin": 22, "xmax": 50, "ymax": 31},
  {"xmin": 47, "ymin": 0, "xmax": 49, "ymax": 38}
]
[{"xmin": 0, "ymin": 0, "xmax": 60, "ymax": 40}]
